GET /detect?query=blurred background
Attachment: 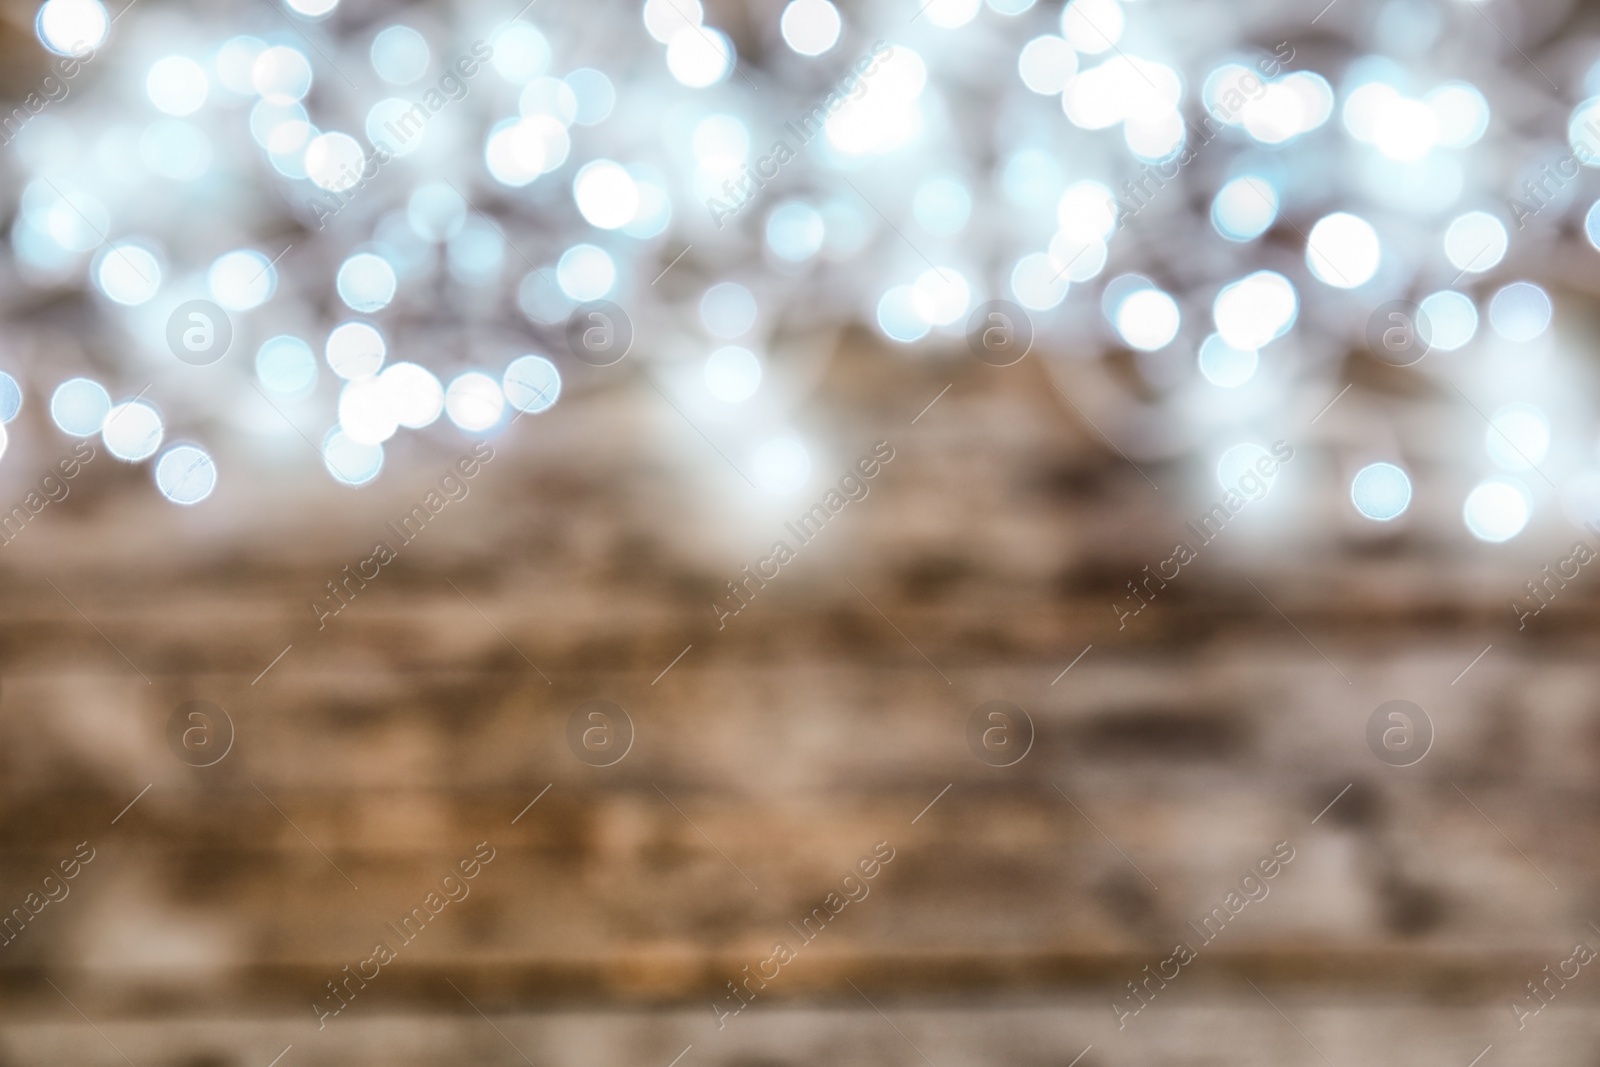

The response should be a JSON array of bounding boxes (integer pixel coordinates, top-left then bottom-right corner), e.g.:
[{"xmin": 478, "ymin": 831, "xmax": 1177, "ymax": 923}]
[{"xmin": 4, "ymin": 0, "xmax": 1600, "ymax": 1062}]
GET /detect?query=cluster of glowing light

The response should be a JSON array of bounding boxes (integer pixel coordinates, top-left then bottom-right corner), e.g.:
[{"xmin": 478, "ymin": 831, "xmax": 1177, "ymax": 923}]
[
  {"xmin": 257, "ymin": 336, "xmax": 318, "ymax": 398},
  {"xmin": 208, "ymin": 249, "xmax": 276, "ymax": 310},
  {"xmin": 379, "ymin": 363, "xmax": 445, "ymax": 427},
  {"xmin": 1018, "ymin": 35, "xmax": 1077, "ymax": 95},
  {"xmin": 1587, "ymin": 201, "xmax": 1600, "ymax": 252},
  {"xmin": 781, "ymin": 0, "xmax": 841, "ymax": 54},
  {"xmin": 216, "ymin": 36, "xmax": 266, "ymax": 95},
  {"xmin": 409, "ymin": 183, "xmax": 467, "ymax": 242},
  {"xmin": 445, "ymin": 372, "xmax": 505, "ymax": 431},
  {"xmin": 766, "ymin": 200, "xmax": 825, "ymax": 261},
  {"xmin": 1059, "ymin": 0, "xmax": 1122, "ymax": 54},
  {"xmin": 704, "ymin": 346, "xmax": 762, "ymax": 402},
  {"xmin": 1225, "ymin": 69, "xmax": 1334, "ymax": 145},
  {"xmin": 51, "ymin": 378, "xmax": 110, "ymax": 437},
  {"xmin": 1489, "ymin": 282, "xmax": 1552, "ymax": 342},
  {"xmin": 266, "ymin": 111, "xmax": 316, "ymax": 175},
  {"xmin": 491, "ymin": 22, "xmax": 551, "ymax": 83},
  {"xmin": 94, "ymin": 243, "xmax": 161, "ymax": 305},
  {"xmin": 336, "ymin": 253, "xmax": 398, "ymax": 313},
  {"xmin": 1063, "ymin": 55, "xmax": 1181, "ymax": 144},
  {"xmin": 36, "ymin": 0, "xmax": 108, "ymax": 56},
  {"xmin": 371, "ymin": 25, "xmax": 429, "ymax": 84},
  {"xmin": 622, "ymin": 168, "xmax": 672, "ymax": 238},
  {"xmin": 1115, "ymin": 287, "xmax": 1180, "ymax": 350},
  {"xmin": 751, "ymin": 436, "xmax": 811, "ymax": 494},
  {"xmin": 521, "ymin": 78, "xmax": 578, "ymax": 125},
  {"xmin": 24, "ymin": 181, "xmax": 108, "ymax": 253},
  {"xmin": 1464, "ymin": 479, "xmax": 1530, "ymax": 542},
  {"xmin": 147, "ymin": 57, "xmax": 209, "ymax": 116},
  {"xmin": 253, "ymin": 46, "xmax": 313, "ymax": 103},
  {"xmin": 913, "ymin": 176, "xmax": 972, "ymax": 235},
  {"xmin": 1047, "ymin": 180, "xmax": 1116, "ymax": 283},
  {"xmin": 1416, "ymin": 290, "xmax": 1478, "ymax": 351},
  {"xmin": 573, "ymin": 161, "xmax": 641, "ymax": 230},
  {"xmin": 701, "ymin": 282, "xmax": 758, "ymax": 338},
  {"xmin": 249, "ymin": 100, "xmax": 308, "ymax": 154},
  {"xmin": 1351, "ymin": 462, "xmax": 1412, "ymax": 521},
  {"xmin": 826, "ymin": 46, "xmax": 927, "ymax": 155},
  {"xmin": 1342, "ymin": 79, "xmax": 1398, "ymax": 143},
  {"xmin": 504, "ymin": 356, "xmax": 562, "ymax": 413},
  {"xmin": 326, "ymin": 322, "xmax": 387, "ymax": 379},
  {"xmin": 1212, "ymin": 271, "xmax": 1297, "ymax": 350},
  {"xmin": 565, "ymin": 69, "xmax": 617, "ymax": 124},
  {"xmin": 323, "ymin": 429, "xmax": 383, "ymax": 486},
  {"xmin": 485, "ymin": 115, "xmax": 570, "ymax": 186},
  {"xmin": 1211, "ymin": 176, "xmax": 1277, "ymax": 242},
  {"xmin": 1305, "ymin": 212, "xmax": 1380, "ymax": 289},
  {"xmin": 1442, "ymin": 211, "xmax": 1507, "ymax": 274},
  {"xmin": 103, "ymin": 400, "xmax": 163, "ymax": 462},
  {"xmin": 1197, "ymin": 333, "xmax": 1258, "ymax": 387},
  {"xmin": 155, "ymin": 445, "xmax": 217, "ymax": 505},
  {"xmin": 1372, "ymin": 96, "xmax": 1440, "ymax": 161},
  {"xmin": 1485, "ymin": 404, "xmax": 1550, "ymax": 472}
]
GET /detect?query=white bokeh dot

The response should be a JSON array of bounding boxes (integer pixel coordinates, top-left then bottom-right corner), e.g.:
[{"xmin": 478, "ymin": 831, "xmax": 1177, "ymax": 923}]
[
  {"xmin": 155, "ymin": 444, "xmax": 217, "ymax": 504},
  {"xmin": 1489, "ymin": 282, "xmax": 1552, "ymax": 342},
  {"xmin": 666, "ymin": 26, "xmax": 733, "ymax": 88},
  {"xmin": 445, "ymin": 372, "xmax": 505, "ymax": 431},
  {"xmin": 1464, "ymin": 479, "xmax": 1531, "ymax": 542},
  {"xmin": 51, "ymin": 378, "xmax": 110, "ymax": 437},
  {"xmin": 1306, "ymin": 212, "xmax": 1380, "ymax": 288},
  {"xmin": 326, "ymin": 322, "xmax": 387, "ymax": 379},
  {"xmin": 371, "ymin": 26, "xmax": 429, "ymax": 84},
  {"xmin": 504, "ymin": 355, "xmax": 562, "ymax": 413},
  {"xmin": 208, "ymin": 249, "xmax": 276, "ymax": 310},
  {"xmin": 102, "ymin": 400, "xmax": 163, "ymax": 462},
  {"xmin": 37, "ymin": 0, "xmax": 108, "ymax": 56},
  {"xmin": 701, "ymin": 282, "xmax": 757, "ymax": 338},
  {"xmin": 380, "ymin": 362, "xmax": 444, "ymax": 427},
  {"xmin": 147, "ymin": 56, "xmax": 209, "ymax": 116},
  {"xmin": 336, "ymin": 253, "xmax": 398, "ymax": 313},
  {"xmin": 94, "ymin": 243, "xmax": 161, "ymax": 305},
  {"xmin": 1443, "ymin": 211, "xmax": 1507, "ymax": 274},
  {"xmin": 1351, "ymin": 462, "xmax": 1411, "ymax": 521},
  {"xmin": 573, "ymin": 161, "xmax": 640, "ymax": 230},
  {"xmin": 1115, "ymin": 288, "xmax": 1181, "ymax": 351},
  {"xmin": 751, "ymin": 436, "xmax": 811, "ymax": 494},
  {"xmin": 780, "ymin": 0, "xmax": 841, "ymax": 56},
  {"xmin": 704, "ymin": 346, "xmax": 761, "ymax": 402}
]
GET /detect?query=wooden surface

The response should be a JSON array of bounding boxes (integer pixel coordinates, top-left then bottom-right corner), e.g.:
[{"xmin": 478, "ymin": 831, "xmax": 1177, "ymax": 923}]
[{"xmin": 0, "ymin": 334, "xmax": 1596, "ymax": 1065}]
